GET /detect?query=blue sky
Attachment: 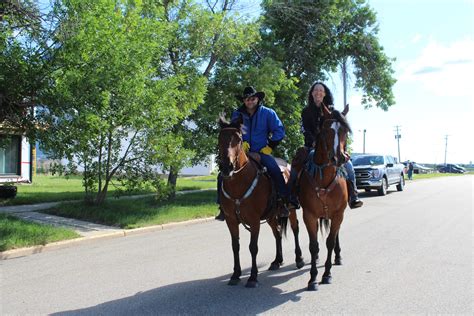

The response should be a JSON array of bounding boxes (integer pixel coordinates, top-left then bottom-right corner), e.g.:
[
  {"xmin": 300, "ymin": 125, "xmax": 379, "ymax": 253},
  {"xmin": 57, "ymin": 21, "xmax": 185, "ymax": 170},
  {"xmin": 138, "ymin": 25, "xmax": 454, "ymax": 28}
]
[{"xmin": 331, "ymin": 0, "xmax": 474, "ymax": 164}]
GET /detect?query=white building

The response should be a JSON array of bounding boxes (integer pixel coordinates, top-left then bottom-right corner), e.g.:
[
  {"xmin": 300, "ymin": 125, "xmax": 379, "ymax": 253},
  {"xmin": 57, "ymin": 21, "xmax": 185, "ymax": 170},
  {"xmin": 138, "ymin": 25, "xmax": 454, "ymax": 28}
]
[{"xmin": 0, "ymin": 133, "xmax": 33, "ymax": 183}]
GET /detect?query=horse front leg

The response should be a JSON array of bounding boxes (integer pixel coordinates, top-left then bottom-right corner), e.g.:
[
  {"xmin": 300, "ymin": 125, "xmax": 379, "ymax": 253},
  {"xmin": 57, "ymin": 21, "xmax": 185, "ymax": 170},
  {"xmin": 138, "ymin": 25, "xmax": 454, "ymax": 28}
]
[
  {"xmin": 246, "ymin": 225, "xmax": 260, "ymax": 288},
  {"xmin": 267, "ymin": 218, "xmax": 283, "ymax": 271},
  {"xmin": 289, "ymin": 210, "xmax": 304, "ymax": 269},
  {"xmin": 334, "ymin": 232, "xmax": 342, "ymax": 265},
  {"xmin": 322, "ymin": 220, "xmax": 343, "ymax": 285},
  {"xmin": 227, "ymin": 223, "xmax": 241, "ymax": 286},
  {"xmin": 303, "ymin": 214, "xmax": 319, "ymax": 291}
]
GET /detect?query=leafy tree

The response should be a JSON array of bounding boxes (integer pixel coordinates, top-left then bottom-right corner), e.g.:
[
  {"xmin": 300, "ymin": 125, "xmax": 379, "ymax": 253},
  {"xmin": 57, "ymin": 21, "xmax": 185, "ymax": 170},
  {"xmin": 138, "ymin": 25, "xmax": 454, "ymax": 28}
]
[
  {"xmin": 261, "ymin": 0, "xmax": 396, "ymax": 110},
  {"xmin": 0, "ymin": 0, "xmax": 51, "ymax": 136},
  {"xmin": 145, "ymin": 0, "xmax": 260, "ymax": 195},
  {"xmin": 38, "ymin": 0, "xmax": 185, "ymax": 204}
]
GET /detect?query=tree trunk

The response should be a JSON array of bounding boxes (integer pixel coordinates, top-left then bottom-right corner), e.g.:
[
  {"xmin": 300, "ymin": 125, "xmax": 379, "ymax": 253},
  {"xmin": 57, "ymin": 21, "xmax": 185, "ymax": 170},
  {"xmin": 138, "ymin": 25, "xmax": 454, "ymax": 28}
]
[
  {"xmin": 167, "ymin": 166, "xmax": 178, "ymax": 199},
  {"xmin": 95, "ymin": 179, "xmax": 110, "ymax": 205}
]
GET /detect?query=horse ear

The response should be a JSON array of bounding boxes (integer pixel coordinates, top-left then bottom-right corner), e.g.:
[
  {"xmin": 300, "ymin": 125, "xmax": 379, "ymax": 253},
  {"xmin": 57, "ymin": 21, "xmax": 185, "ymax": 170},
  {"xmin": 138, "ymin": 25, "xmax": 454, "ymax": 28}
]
[
  {"xmin": 322, "ymin": 104, "xmax": 332, "ymax": 118},
  {"xmin": 218, "ymin": 114, "xmax": 228, "ymax": 129},
  {"xmin": 235, "ymin": 114, "xmax": 243, "ymax": 127},
  {"xmin": 342, "ymin": 104, "xmax": 349, "ymax": 116}
]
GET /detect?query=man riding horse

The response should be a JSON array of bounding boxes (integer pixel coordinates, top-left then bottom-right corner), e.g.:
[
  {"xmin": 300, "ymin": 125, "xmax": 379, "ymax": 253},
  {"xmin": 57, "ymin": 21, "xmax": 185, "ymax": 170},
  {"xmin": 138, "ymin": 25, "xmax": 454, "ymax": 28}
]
[{"xmin": 215, "ymin": 86, "xmax": 298, "ymax": 221}]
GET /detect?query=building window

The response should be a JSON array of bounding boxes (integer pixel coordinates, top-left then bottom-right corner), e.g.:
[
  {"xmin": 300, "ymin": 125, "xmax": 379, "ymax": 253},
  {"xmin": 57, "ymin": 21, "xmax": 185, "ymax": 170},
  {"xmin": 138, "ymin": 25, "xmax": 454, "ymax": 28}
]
[{"xmin": 0, "ymin": 135, "xmax": 21, "ymax": 175}]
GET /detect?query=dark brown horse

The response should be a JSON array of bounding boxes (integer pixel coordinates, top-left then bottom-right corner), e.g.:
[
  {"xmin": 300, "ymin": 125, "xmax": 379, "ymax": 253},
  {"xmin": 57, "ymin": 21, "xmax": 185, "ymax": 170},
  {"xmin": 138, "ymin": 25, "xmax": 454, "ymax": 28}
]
[
  {"xmin": 298, "ymin": 105, "xmax": 352, "ymax": 291},
  {"xmin": 218, "ymin": 116, "xmax": 304, "ymax": 288}
]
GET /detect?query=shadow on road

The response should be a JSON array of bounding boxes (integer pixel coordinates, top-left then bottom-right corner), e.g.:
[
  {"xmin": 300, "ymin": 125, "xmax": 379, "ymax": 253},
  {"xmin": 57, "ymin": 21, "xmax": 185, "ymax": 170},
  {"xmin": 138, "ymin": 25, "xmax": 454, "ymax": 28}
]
[{"xmin": 52, "ymin": 264, "xmax": 320, "ymax": 315}]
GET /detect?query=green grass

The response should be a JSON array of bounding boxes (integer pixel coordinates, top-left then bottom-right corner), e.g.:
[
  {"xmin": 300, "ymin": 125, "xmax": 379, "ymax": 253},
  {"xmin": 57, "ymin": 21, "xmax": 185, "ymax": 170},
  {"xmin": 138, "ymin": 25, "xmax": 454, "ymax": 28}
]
[
  {"xmin": 176, "ymin": 175, "xmax": 217, "ymax": 190},
  {"xmin": 410, "ymin": 172, "xmax": 469, "ymax": 180},
  {"xmin": 42, "ymin": 190, "xmax": 218, "ymax": 229},
  {"xmin": 1, "ymin": 174, "xmax": 217, "ymax": 206},
  {"xmin": 0, "ymin": 213, "xmax": 80, "ymax": 252}
]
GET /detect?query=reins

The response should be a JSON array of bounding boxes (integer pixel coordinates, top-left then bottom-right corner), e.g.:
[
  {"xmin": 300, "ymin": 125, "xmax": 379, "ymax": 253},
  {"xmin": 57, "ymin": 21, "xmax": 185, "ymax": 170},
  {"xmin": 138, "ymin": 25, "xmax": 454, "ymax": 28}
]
[{"xmin": 304, "ymin": 119, "xmax": 346, "ymax": 219}]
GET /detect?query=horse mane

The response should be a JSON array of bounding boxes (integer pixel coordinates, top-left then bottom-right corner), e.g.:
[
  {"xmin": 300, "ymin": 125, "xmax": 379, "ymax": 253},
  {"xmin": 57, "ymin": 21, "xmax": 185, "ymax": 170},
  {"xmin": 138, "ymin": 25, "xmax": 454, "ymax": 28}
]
[{"xmin": 331, "ymin": 110, "xmax": 352, "ymax": 134}]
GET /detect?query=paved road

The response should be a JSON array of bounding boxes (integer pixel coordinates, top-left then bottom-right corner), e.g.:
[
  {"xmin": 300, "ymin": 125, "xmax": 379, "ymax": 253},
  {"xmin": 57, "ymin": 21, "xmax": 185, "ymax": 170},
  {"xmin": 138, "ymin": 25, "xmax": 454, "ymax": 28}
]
[{"xmin": 1, "ymin": 176, "xmax": 472, "ymax": 315}]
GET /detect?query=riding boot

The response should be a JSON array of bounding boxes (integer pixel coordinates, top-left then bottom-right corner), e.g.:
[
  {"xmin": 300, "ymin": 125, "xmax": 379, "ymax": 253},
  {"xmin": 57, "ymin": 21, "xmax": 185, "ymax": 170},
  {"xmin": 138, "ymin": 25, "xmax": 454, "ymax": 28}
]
[
  {"xmin": 215, "ymin": 206, "xmax": 225, "ymax": 221},
  {"xmin": 287, "ymin": 169, "xmax": 301, "ymax": 210},
  {"xmin": 347, "ymin": 179, "xmax": 363, "ymax": 209}
]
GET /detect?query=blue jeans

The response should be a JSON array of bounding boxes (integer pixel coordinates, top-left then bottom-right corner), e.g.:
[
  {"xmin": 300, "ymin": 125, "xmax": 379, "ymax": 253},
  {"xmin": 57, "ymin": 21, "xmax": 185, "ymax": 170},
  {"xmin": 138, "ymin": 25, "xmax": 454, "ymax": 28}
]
[
  {"xmin": 345, "ymin": 159, "xmax": 357, "ymax": 189},
  {"xmin": 260, "ymin": 153, "xmax": 289, "ymax": 199}
]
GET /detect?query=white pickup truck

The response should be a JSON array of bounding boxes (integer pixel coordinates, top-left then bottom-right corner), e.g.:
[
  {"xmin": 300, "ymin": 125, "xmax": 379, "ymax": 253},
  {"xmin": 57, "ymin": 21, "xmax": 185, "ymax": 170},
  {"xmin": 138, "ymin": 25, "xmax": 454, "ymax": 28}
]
[{"xmin": 352, "ymin": 154, "xmax": 405, "ymax": 196}]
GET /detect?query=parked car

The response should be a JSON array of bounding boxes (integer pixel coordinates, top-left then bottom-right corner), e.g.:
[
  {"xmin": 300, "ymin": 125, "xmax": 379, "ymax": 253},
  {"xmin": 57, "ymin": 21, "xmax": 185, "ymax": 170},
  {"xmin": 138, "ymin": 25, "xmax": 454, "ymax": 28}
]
[
  {"xmin": 352, "ymin": 154, "xmax": 405, "ymax": 196},
  {"xmin": 437, "ymin": 164, "xmax": 466, "ymax": 173}
]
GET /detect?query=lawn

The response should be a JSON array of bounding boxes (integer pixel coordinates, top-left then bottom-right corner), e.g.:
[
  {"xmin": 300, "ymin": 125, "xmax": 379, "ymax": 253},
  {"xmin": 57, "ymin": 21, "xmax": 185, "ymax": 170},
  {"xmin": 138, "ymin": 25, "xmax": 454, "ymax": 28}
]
[
  {"xmin": 410, "ymin": 172, "xmax": 469, "ymax": 180},
  {"xmin": 1, "ymin": 174, "xmax": 217, "ymax": 206},
  {"xmin": 0, "ymin": 213, "xmax": 80, "ymax": 252},
  {"xmin": 42, "ymin": 190, "xmax": 218, "ymax": 229}
]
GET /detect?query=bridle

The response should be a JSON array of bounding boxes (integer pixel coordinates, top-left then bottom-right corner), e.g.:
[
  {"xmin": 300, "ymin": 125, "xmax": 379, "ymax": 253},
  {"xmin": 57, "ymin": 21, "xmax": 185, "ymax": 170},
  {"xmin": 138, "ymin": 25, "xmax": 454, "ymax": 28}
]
[
  {"xmin": 219, "ymin": 127, "xmax": 248, "ymax": 178},
  {"xmin": 306, "ymin": 118, "xmax": 347, "ymax": 217},
  {"xmin": 218, "ymin": 127, "xmax": 268, "ymax": 231}
]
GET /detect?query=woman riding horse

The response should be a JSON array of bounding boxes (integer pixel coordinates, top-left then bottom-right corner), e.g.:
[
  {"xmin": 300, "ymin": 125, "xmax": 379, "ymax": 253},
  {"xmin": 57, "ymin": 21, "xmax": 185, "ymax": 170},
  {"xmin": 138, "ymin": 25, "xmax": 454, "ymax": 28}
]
[{"xmin": 298, "ymin": 103, "xmax": 353, "ymax": 291}]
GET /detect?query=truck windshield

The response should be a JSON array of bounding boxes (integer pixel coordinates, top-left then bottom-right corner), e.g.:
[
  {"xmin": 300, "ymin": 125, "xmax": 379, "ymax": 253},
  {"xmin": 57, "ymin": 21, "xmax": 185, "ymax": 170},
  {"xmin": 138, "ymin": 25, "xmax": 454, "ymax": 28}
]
[{"xmin": 352, "ymin": 155, "xmax": 384, "ymax": 166}]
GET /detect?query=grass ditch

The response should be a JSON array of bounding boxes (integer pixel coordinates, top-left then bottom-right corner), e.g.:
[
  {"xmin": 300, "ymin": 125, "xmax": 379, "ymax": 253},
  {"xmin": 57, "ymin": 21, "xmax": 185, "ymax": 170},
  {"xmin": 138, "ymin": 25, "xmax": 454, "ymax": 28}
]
[{"xmin": 0, "ymin": 213, "xmax": 80, "ymax": 252}]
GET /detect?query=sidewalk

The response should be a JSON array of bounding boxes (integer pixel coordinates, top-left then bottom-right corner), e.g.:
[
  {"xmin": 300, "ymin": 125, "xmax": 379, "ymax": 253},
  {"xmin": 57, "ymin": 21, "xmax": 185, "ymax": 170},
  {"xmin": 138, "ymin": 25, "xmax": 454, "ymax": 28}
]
[{"xmin": 0, "ymin": 189, "xmax": 216, "ymax": 260}]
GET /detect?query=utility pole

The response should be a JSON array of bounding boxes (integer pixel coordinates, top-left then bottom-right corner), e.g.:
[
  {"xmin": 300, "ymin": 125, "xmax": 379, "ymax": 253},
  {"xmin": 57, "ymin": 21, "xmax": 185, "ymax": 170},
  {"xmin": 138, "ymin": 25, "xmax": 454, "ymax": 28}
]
[
  {"xmin": 342, "ymin": 58, "xmax": 348, "ymax": 106},
  {"xmin": 394, "ymin": 125, "xmax": 401, "ymax": 162},
  {"xmin": 363, "ymin": 129, "xmax": 366, "ymax": 153},
  {"xmin": 444, "ymin": 135, "xmax": 449, "ymax": 165}
]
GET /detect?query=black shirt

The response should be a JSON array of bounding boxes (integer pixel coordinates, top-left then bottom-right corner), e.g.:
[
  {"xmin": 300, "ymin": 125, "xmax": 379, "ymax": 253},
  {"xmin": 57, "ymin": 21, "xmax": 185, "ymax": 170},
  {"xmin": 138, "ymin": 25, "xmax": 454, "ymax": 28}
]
[{"xmin": 301, "ymin": 104, "xmax": 334, "ymax": 147}]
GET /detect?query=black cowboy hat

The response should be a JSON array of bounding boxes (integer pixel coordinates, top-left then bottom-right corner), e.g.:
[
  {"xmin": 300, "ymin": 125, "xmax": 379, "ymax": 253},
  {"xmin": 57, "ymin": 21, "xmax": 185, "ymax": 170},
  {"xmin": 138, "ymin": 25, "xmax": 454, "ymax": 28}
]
[{"xmin": 235, "ymin": 86, "xmax": 265, "ymax": 102}]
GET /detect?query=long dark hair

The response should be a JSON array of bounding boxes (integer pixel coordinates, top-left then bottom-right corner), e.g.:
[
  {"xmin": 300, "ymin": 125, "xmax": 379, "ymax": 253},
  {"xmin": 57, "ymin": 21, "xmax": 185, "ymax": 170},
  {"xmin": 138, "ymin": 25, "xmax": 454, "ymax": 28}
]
[{"xmin": 307, "ymin": 81, "xmax": 334, "ymax": 108}]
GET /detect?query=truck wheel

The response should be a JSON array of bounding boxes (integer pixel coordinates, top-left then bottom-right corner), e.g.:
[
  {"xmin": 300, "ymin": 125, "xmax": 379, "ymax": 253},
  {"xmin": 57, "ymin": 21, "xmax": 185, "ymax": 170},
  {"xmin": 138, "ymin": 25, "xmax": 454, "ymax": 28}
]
[
  {"xmin": 378, "ymin": 178, "xmax": 388, "ymax": 196},
  {"xmin": 396, "ymin": 175, "xmax": 405, "ymax": 191}
]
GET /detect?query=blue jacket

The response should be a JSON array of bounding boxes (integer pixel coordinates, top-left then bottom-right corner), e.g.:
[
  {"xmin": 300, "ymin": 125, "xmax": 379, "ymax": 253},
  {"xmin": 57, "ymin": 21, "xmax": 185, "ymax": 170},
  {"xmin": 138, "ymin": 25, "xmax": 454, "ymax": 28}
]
[{"xmin": 231, "ymin": 104, "xmax": 285, "ymax": 152}]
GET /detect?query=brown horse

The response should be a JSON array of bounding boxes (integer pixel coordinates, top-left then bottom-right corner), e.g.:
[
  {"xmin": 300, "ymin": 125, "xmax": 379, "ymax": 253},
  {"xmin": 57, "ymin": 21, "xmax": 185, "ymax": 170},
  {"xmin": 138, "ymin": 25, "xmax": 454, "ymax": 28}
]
[
  {"xmin": 218, "ymin": 116, "xmax": 304, "ymax": 288},
  {"xmin": 298, "ymin": 105, "xmax": 352, "ymax": 291}
]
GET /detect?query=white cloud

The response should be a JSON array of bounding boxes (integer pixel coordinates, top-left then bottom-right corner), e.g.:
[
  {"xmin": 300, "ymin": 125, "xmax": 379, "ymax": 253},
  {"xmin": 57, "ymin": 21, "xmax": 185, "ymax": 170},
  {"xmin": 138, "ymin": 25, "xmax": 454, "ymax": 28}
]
[{"xmin": 398, "ymin": 38, "xmax": 474, "ymax": 97}]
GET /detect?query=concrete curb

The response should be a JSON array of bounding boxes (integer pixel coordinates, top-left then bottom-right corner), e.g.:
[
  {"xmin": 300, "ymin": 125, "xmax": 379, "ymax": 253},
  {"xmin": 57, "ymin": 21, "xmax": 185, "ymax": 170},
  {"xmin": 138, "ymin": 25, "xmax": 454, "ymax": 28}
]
[{"xmin": 0, "ymin": 217, "xmax": 216, "ymax": 260}]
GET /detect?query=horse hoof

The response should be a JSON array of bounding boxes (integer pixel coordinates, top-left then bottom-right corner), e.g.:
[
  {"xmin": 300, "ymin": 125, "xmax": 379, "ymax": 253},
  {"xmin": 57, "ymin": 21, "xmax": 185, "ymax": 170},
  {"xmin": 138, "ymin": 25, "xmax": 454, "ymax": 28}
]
[
  {"xmin": 268, "ymin": 262, "xmax": 281, "ymax": 271},
  {"xmin": 245, "ymin": 280, "xmax": 259, "ymax": 288},
  {"xmin": 307, "ymin": 282, "xmax": 318, "ymax": 291},
  {"xmin": 334, "ymin": 258, "xmax": 342, "ymax": 265},
  {"xmin": 321, "ymin": 276, "xmax": 332, "ymax": 284},
  {"xmin": 228, "ymin": 278, "xmax": 241, "ymax": 286},
  {"xmin": 296, "ymin": 259, "xmax": 305, "ymax": 269}
]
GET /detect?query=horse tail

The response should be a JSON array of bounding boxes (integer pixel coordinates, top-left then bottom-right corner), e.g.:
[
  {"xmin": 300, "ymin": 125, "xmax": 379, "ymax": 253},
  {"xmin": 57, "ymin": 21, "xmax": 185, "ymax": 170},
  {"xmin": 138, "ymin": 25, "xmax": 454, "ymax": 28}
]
[
  {"xmin": 279, "ymin": 216, "xmax": 289, "ymax": 238},
  {"xmin": 319, "ymin": 218, "xmax": 330, "ymax": 238}
]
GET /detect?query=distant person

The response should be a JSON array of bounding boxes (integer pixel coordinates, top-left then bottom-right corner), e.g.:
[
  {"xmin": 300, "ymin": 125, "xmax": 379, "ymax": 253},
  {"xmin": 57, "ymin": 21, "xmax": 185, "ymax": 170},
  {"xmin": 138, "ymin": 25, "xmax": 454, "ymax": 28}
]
[
  {"xmin": 288, "ymin": 81, "xmax": 363, "ymax": 209},
  {"xmin": 408, "ymin": 161, "xmax": 414, "ymax": 180}
]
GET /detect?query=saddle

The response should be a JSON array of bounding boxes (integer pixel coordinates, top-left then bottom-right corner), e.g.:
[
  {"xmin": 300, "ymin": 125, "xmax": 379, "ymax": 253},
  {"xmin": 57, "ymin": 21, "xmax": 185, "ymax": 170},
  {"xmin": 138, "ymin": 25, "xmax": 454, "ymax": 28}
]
[
  {"xmin": 247, "ymin": 153, "xmax": 291, "ymax": 184},
  {"xmin": 247, "ymin": 152, "xmax": 291, "ymax": 220}
]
